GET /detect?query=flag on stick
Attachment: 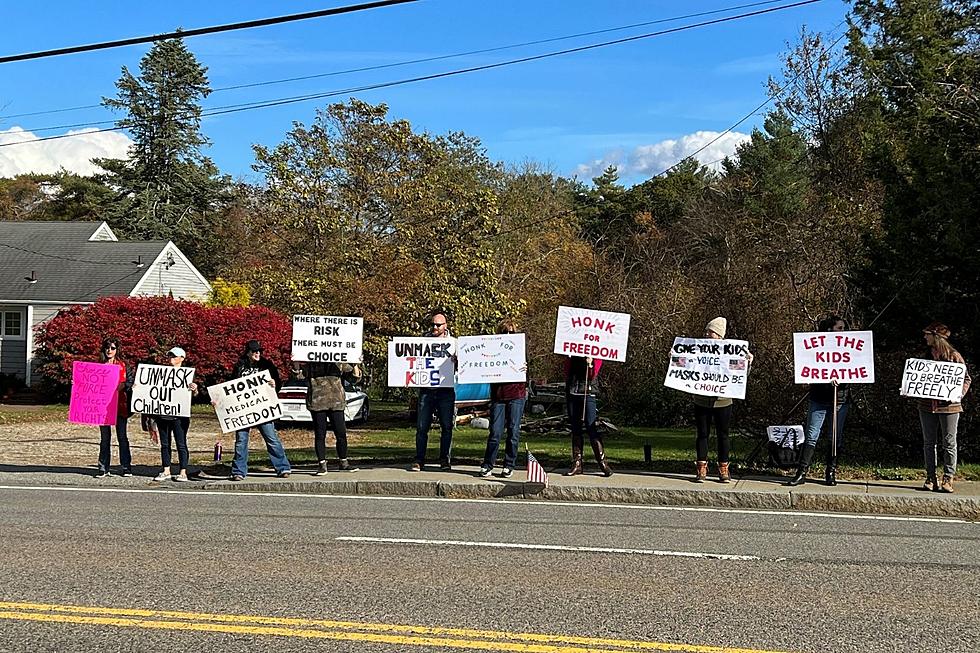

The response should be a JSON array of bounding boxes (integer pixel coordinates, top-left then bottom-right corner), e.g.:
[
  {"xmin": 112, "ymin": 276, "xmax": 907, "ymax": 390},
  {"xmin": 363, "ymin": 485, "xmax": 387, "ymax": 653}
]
[{"xmin": 526, "ymin": 445, "xmax": 548, "ymax": 486}]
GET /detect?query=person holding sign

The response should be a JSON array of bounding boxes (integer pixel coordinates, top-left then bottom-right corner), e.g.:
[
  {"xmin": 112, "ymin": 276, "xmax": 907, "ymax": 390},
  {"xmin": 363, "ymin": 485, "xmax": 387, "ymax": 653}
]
[
  {"xmin": 691, "ymin": 318, "xmax": 752, "ymax": 483},
  {"xmin": 152, "ymin": 347, "xmax": 199, "ymax": 482},
  {"xmin": 563, "ymin": 356, "xmax": 612, "ymax": 477},
  {"xmin": 95, "ymin": 337, "xmax": 133, "ymax": 478},
  {"xmin": 227, "ymin": 340, "xmax": 292, "ymax": 481},
  {"xmin": 411, "ymin": 311, "xmax": 457, "ymax": 472},
  {"xmin": 786, "ymin": 316, "xmax": 851, "ymax": 487},
  {"xmin": 307, "ymin": 362, "xmax": 361, "ymax": 474},
  {"xmin": 479, "ymin": 319, "xmax": 528, "ymax": 478},
  {"xmin": 916, "ymin": 322, "xmax": 971, "ymax": 493}
]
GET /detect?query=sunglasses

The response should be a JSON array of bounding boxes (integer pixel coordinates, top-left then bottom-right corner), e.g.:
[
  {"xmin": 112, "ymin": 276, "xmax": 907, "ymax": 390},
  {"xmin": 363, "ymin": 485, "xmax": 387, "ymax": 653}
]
[
  {"xmin": 106, "ymin": 346, "xmax": 117, "ymax": 351},
  {"xmin": 432, "ymin": 322, "xmax": 446, "ymax": 327}
]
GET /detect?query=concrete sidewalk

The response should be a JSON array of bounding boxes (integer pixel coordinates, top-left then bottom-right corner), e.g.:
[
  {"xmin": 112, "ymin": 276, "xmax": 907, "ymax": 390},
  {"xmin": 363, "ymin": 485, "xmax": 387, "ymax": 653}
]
[{"xmin": 1, "ymin": 463, "xmax": 977, "ymax": 520}]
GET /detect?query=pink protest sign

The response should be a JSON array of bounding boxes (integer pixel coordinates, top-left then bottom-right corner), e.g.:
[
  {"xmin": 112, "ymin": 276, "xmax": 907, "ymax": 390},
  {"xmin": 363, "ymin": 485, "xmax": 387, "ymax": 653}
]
[{"xmin": 68, "ymin": 361, "xmax": 120, "ymax": 426}]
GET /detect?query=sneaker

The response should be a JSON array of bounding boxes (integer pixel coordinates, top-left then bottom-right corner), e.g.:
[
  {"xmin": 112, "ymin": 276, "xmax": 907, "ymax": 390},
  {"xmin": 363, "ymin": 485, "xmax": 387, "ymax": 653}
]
[
  {"xmin": 501, "ymin": 467, "xmax": 513, "ymax": 479},
  {"xmin": 439, "ymin": 459, "xmax": 451, "ymax": 471},
  {"xmin": 173, "ymin": 474, "xmax": 190, "ymax": 483},
  {"xmin": 228, "ymin": 474, "xmax": 245, "ymax": 482},
  {"xmin": 338, "ymin": 459, "xmax": 358, "ymax": 472},
  {"xmin": 478, "ymin": 467, "xmax": 492, "ymax": 478},
  {"xmin": 121, "ymin": 469, "xmax": 133, "ymax": 478},
  {"xmin": 94, "ymin": 470, "xmax": 110, "ymax": 479},
  {"xmin": 315, "ymin": 461, "xmax": 328, "ymax": 476},
  {"xmin": 277, "ymin": 471, "xmax": 291, "ymax": 479},
  {"xmin": 409, "ymin": 462, "xmax": 422, "ymax": 472},
  {"xmin": 153, "ymin": 472, "xmax": 171, "ymax": 482}
]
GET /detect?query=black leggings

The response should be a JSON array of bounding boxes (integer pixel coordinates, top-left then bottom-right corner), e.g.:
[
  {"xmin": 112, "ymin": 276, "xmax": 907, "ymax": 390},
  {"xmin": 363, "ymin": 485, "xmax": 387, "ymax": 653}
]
[
  {"xmin": 694, "ymin": 404, "xmax": 732, "ymax": 463},
  {"xmin": 312, "ymin": 410, "xmax": 348, "ymax": 461}
]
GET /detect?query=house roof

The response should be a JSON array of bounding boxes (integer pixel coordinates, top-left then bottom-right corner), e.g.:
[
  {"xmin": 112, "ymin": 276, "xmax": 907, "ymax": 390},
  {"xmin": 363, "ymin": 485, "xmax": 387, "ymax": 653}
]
[{"xmin": 0, "ymin": 221, "xmax": 169, "ymax": 303}]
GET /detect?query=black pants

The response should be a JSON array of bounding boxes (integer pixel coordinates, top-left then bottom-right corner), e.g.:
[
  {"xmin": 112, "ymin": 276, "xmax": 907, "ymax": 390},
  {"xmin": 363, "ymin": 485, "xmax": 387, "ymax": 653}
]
[
  {"xmin": 694, "ymin": 404, "xmax": 732, "ymax": 463},
  {"xmin": 312, "ymin": 410, "xmax": 348, "ymax": 461},
  {"xmin": 98, "ymin": 415, "xmax": 132, "ymax": 473}
]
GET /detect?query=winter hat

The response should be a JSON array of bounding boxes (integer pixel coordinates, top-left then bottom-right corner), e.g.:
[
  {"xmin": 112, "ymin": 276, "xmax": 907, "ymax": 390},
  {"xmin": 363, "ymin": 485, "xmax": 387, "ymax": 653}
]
[
  {"xmin": 705, "ymin": 317, "xmax": 727, "ymax": 338},
  {"xmin": 245, "ymin": 339, "xmax": 263, "ymax": 353},
  {"xmin": 923, "ymin": 322, "xmax": 951, "ymax": 339},
  {"xmin": 167, "ymin": 347, "xmax": 186, "ymax": 358}
]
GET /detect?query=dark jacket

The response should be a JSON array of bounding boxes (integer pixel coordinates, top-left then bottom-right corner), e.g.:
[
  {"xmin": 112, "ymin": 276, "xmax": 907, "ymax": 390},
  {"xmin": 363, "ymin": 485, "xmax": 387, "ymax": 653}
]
[
  {"xmin": 564, "ymin": 357, "xmax": 602, "ymax": 397},
  {"xmin": 809, "ymin": 383, "xmax": 850, "ymax": 405},
  {"xmin": 232, "ymin": 356, "xmax": 282, "ymax": 391}
]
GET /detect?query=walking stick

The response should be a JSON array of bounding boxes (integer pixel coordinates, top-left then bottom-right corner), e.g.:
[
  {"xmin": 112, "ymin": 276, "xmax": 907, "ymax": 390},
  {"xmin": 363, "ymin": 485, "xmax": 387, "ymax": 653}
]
[
  {"xmin": 831, "ymin": 381, "xmax": 838, "ymax": 458},
  {"xmin": 582, "ymin": 358, "xmax": 591, "ymax": 422}
]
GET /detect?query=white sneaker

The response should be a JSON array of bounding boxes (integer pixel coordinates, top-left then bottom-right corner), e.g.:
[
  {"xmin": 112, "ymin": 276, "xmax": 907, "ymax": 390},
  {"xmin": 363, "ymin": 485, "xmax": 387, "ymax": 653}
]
[
  {"xmin": 173, "ymin": 475, "xmax": 190, "ymax": 483},
  {"xmin": 153, "ymin": 472, "xmax": 171, "ymax": 482}
]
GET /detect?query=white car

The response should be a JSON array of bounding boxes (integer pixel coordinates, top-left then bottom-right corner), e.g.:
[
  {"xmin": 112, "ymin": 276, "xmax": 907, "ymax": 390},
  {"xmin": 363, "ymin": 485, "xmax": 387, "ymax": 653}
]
[{"xmin": 277, "ymin": 375, "xmax": 370, "ymax": 425}]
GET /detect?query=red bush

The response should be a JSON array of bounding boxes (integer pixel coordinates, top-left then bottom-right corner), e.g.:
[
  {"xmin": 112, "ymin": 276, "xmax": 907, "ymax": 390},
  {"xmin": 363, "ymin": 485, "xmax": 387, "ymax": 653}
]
[{"xmin": 33, "ymin": 296, "xmax": 292, "ymax": 398}]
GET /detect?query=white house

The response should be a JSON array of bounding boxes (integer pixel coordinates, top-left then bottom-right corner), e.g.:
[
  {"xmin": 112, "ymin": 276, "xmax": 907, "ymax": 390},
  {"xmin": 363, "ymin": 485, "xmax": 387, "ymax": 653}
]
[{"xmin": 0, "ymin": 221, "xmax": 211, "ymax": 386}]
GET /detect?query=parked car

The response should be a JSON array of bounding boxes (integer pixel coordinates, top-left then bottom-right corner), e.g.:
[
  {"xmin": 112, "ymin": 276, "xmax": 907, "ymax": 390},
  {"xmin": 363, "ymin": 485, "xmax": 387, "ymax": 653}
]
[{"xmin": 277, "ymin": 372, "xmax": 370, "ymax": 425}]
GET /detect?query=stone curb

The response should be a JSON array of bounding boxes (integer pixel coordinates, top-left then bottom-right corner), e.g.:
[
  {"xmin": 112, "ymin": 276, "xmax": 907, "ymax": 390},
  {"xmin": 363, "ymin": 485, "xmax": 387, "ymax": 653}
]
[{"xmin": 200, "ymin": 479, "xmax": 980, "ymax": 520}]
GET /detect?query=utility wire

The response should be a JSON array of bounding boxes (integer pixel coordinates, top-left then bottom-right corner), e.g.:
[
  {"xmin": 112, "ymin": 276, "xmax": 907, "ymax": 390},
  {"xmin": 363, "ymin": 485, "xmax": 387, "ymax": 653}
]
[
  {"xmin": 0, "ymin": 0, "xmax": 419, "ymax": 65},
  {"xmin": 0, "ymin": 241, "xmax": 145, "ymax": 267},
  {"xmin": 0, "ymin": 0, "xmax": 793, "ymax": 121}
]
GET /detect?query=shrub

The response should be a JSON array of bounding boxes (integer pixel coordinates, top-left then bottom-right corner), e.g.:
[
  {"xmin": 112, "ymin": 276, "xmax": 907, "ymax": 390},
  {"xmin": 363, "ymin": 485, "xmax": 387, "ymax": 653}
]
[
  {"xmin": 206, "ymin": 278, "xmax": 251, "ymax": 308},
  {"xmin": 33, "ymin": 296, "xmax": 291, "ymax": 399}
]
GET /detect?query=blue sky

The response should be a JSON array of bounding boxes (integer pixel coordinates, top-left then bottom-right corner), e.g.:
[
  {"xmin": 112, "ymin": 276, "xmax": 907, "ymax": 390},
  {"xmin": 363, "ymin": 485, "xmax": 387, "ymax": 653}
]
[{"xmin": 0, "ymin": 0, "xmax": 848, "ymax": 186}]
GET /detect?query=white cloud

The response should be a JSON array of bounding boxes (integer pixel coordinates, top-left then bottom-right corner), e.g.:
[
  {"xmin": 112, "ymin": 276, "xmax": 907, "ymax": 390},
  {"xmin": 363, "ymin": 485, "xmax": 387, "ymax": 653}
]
[
  {"xmin": 0, "ymin": 126, "xmax": 132, "ymax": 177},
  {"xmin": 574, "ymin": 130, "xmax": 751, "ymax": 181}
]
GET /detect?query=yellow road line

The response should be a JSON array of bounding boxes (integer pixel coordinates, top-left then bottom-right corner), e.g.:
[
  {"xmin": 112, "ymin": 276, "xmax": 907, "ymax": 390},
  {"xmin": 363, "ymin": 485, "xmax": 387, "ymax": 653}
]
[{"xmin": 0, "ymin": 601, "xmax": 796, "ymax": 653}]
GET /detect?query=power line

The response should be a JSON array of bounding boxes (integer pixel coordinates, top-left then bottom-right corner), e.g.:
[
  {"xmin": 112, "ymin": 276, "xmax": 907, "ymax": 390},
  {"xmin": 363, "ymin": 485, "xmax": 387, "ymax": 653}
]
[
  {"xmin": 0, "ymin": 241, "xmax": 143, "ymax": 267},
  {"xmin": 0, "ymin": 0, "xmax": 419, "ymax": 65},
  {"xmin": 0, "ymin": 0, "xmax": 799, "ymax": 122},
  {"xmin": 0, "ymin": 0, "xmax": 827, "ymax": 149}
]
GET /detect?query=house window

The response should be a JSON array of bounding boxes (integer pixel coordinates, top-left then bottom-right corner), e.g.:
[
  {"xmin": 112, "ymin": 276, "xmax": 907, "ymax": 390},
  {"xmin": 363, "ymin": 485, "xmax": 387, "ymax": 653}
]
[{"xmin": 1, "ymin": 311, "xmax": 24, "ymax": 339}]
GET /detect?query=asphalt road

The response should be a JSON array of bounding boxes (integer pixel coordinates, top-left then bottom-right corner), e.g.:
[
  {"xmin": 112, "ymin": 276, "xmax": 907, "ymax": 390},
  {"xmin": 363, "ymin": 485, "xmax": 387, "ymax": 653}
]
[{"xmin": 0, "ymin": 485, "xmax": 978, "ymax": 653}]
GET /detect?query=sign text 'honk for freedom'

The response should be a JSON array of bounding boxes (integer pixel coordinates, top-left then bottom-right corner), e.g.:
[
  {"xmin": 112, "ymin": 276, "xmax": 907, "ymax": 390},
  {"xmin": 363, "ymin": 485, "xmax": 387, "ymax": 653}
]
[{"xmin": 553, "ymin": 306, "xmax": 631, "ymax": 362}]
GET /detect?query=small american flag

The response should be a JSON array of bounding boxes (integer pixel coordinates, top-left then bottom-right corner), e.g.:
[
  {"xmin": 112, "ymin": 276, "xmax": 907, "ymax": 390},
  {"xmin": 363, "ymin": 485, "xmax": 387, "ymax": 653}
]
[{"xmin": 526, "ymin": 447, "xmax": 548, "ymax": 486}]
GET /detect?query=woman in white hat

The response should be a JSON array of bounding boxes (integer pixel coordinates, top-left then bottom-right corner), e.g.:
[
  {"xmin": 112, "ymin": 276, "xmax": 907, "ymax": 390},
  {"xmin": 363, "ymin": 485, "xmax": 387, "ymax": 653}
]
[
  {"xmin": 692, "ymin": 317, "xmax": 751, "ymax": 483},
  {"xmin": 153, "ymin": 346, "xmax": 198, "ymax": 482}
]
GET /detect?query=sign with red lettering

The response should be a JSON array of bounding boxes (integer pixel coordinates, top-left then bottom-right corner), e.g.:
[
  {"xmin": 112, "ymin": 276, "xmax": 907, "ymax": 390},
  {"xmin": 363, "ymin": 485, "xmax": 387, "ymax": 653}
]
[
  {"xmin": 553, "ymin": 306, "xmax": 631, "ymax": 362},
  {"xmin": 387, "ymin": 337, "xmax": 456, "ymax": 388},
  {"xmin": 663, "ymin": 338, "xmax": 751, "ymax": 399},
  {"xmin": 793, "ymin": 330, "xmax": 874, "ymax": 384}
]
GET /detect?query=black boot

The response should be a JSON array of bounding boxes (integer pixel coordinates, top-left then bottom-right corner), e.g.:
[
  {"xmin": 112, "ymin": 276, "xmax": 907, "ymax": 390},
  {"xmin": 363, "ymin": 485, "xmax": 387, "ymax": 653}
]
[
  {"xmin": 784, "ymin": 443, "xmax": 816, "ymax": 487},
  {"xmin": 825, "ymin": 454, "xmax": 837, "ymax": 486}
]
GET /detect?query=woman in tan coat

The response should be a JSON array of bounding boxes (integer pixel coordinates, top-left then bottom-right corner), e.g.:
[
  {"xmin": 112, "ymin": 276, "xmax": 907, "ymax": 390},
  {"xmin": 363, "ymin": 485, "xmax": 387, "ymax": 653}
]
[
  {"xmin": 307, "ymin": 362, "xmax": 361, "ymax": 474},
  {"xmin": 918, "ymin": 322, "xmax": 971, "ymax": 493}
]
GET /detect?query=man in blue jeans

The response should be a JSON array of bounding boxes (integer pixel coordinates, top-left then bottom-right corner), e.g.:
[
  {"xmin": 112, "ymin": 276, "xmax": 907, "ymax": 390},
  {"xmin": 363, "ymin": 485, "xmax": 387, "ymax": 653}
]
[{"xmin": 411, "ymin": 312, "xmax": 456, "ymax": 472}]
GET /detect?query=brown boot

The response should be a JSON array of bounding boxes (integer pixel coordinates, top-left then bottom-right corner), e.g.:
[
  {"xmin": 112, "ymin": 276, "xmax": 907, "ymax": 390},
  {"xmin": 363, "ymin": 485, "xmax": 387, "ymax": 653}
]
[
  {"xmin": 940, "ymin": 475, "xmax": 954, "ymax": 493},
  {"xmin": 718, "ymin": 462, "xmax": 731, "ymax": 484},
  {"xmin": 591, "ymin": 440, "xmax": 613, "ymax": 478},
  {"xmin": 564, "ymin": 433, "xmax": 585, "ymax": 476},
  {"xmin": 694, "ymin": 461, "xmax": 708, "ymax": 483},
  {"xmin": 922, "ymin": 475, "xmax": 937, "ymax": 492}
]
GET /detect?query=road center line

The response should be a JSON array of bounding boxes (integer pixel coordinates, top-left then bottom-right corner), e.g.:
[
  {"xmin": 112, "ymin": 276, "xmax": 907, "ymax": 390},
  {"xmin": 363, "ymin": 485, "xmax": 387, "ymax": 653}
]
[
  {"xmin": 0, "ymin": 601, "xmax": 795, "ymax": 653},
  {"xmin": 0, "ymin": 484, "xmax": 971, "ymax": 524},
  {"xmin": 335, "ymin": 536, "xmax": 765, "ymax": 561}
]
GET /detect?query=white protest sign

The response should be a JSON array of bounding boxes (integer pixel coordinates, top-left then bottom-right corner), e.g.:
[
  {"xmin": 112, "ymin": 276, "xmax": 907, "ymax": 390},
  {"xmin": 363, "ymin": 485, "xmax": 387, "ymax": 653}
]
[
  {"xmin": 457, "ymin": 334, "xmax": 526, "ymax": 384},
  {"xmin": 767, "ymin": 425, "xmax": 806, "ymax": 447},
  {"xmin": 900, "ymin": 358, "xmax": 966, "ymax": 402},
  {"xmin": 387, "ymin": 337, "xmax": 456, "ymax": 388},
  {"xmin": 131, "ymin": 364, "xmax": 195, "ymax": 417},
  {"xmin": 793, "ymin": 330, "xmax": 874, "ymax": 384},
  {"xmin": 209, "ymin": 371, "xmax": 283, "ymax": 434},
  {"xmin": 553, "ymin": 306, "xmax": 631, "ymax": 362},
  {"xmin": 291, "ymin": 315, "xmax": 363, "ymax": 363},
  {"xmin": 663, "ymin": 338, "xmax": 751, "ymax": 399}
]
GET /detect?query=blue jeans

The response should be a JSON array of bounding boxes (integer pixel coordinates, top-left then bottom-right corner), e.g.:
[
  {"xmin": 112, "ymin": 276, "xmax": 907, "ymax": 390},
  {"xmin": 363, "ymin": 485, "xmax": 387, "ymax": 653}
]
[
  {"xmin": 98, "ymin": 414, "xmax": 131, "ymax": 473},
  {"xmin": 233, "ymin": 420, "xmax": 291, "ymax": 478},
  {"xmin": 157, "ymin": 417, "xmax": 189, "ymax": 471},
  {"xmin": 566, "ymin": 394, "xmax": 600, "ymax": 443},
  {"xmin": 483, "ymin": 398, "xmax": 526, "ymax": 470},
  {"xmin": 416, "ymin": 388, "xmax": 455, "ymax": 464},
  {"xmin": 804, "ymin": 400, "xmax": 849, "ymax": 449}
]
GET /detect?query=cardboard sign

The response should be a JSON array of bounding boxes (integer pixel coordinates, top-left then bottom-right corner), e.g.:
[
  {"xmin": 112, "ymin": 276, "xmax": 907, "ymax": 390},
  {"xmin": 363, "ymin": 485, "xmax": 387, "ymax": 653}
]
[
  {"xmin": 900, "ymin": 358, "xmax": 967, "ymax": 402},
  {"xmin": 387, "ymin": 337, "xmax": 456, "ymax": 388},
  {"xmin": 291, "ymin": 315, "xmax": 363, "ymax": 363},
  {"xmin": 663, "ymin": 338, "xmax": 751, "ymax": 399},
  {"xmin": 767, "ymin": 425, "xmax": 806, "ymax": 447},
  {"xmin": 209, "ymin": 371, "xmax": 283, "ymax": 434},
  {"xmin": 68, "ymin": 361, "xmax": 120, "ymax": 426},
  {"xmin": 553, "ymin": 306, "xmax": 631, "ymax": 362},
  {"xmin": 793, "ymin": 330, "xmax": 874, "ymax": 384},
  {"xmin": 131, "ymin": 364, "xmax": 195, "ymax": 417},
  {"xmin": 457, "ymin": 334, "xmax": 527, "ymax": 384}
]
